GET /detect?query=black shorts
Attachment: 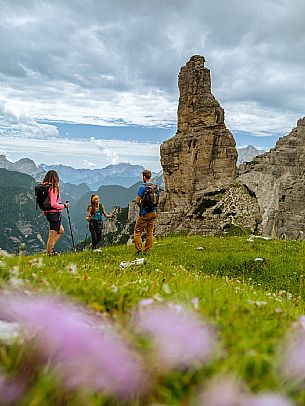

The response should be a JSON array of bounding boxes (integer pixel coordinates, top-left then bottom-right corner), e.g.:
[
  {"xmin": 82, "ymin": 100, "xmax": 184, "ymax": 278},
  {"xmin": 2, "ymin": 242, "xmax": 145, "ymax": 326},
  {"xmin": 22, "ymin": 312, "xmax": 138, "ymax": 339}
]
[{"xmin": 46, "ymin": 212, "xmax": 62, "ymax": 233}]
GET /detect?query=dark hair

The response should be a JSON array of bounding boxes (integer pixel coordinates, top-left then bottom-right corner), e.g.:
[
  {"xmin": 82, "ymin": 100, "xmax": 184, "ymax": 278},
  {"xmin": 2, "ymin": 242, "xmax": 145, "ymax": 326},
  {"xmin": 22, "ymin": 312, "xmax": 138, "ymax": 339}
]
[
  {"xmin": 43, "ymin": 170, "xmax": 59, "ymax": 191},
  {"xmin": 142, "ymin": 169, "xmax": 152, "ymax": 180}
]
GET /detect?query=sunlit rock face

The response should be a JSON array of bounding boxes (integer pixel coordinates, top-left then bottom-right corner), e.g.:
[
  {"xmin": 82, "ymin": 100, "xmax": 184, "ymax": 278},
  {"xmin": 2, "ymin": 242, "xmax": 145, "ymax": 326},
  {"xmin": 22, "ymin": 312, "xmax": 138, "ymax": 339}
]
[
  {"xmin": 238, "ymin": 117, "xmax": 305, "ymax": 239},
  {"xmin": 157, "ymin": 56, "xmax": 305, "ymax": 239},
  {"xmin": 157, "ymin": 56, "xmax": 258, "ymax": 236},
  {"xmin": 160, "ymin": 56, "xmax": 237, "ymax": 213}
]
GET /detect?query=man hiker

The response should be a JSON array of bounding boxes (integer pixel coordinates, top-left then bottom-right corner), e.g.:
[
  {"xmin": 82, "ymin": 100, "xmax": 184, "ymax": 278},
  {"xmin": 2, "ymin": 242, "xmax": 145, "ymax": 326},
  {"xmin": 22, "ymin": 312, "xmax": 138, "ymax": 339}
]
[{"xmin": 134, "ymin": 169, "xmax": 160, "ymax": 254}]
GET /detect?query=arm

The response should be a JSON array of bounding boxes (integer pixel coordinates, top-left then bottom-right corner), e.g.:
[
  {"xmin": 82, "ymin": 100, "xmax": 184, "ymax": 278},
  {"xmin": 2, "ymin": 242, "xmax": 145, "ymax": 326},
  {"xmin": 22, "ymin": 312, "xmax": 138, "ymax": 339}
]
[
  {"xmin": 102, "ymin": 205, "xmax": 114, "ymax": 219},
  {"xmin": 86, "ymin": 206, "xmax": 91, "ymax": 221},
  {"xmin": 49, "ymin": 188, "xmax": 65, "ymax": 210},
  {"xmin": 135, "ymin": 184, "xmax": 144, "ymax": 207},
  {"xmin": 135, "ymin": 195, "xmax": 141, "ymax": 207}
]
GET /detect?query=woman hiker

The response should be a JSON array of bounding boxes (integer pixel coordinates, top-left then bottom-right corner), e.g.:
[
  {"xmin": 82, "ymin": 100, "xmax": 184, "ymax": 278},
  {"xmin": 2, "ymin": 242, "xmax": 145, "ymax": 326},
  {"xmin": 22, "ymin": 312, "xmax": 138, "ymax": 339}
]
[
  {"xmin": 43, "ymin": 170, "xmax": 68, "ymax": 256},
  {"xmin": 86, "ymin": 194, "xmax": 114, "ymax": 250}
]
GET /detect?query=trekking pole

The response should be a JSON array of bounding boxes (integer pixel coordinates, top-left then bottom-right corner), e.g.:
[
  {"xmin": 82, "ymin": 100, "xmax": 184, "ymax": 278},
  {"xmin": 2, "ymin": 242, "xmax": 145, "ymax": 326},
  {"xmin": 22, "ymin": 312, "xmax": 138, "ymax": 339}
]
[
  {"xmin": 65, "ymin": 201, "xmax": 76, "ymax": 252},
  {"xmin": 84, "ymin": 224, "xmax": 88, "ymax": 250}
]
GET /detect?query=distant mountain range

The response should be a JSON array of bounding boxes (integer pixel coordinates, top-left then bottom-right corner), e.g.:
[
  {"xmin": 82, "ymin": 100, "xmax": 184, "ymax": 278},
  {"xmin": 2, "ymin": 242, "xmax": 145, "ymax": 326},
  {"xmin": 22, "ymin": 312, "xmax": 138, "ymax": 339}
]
[
  {"xmin": 0, "ymin": 169, "xmax": 150, "ymax": 253},
  {"xmin": 0, "ymin": 155, "xmax": 45, "ymax": 180},
  {"xmin": 1, "ymin": 146, "xmax": 265, "ymax": 191},
  {"xmin": 39, "ymin": 162, "xmax": 155, "ymax": 189},
  {"xmin": 0, "ymin": 168, "xmax": 73, "ymax": 253},
  {"xmin": 237, "ymin": 145, "xmax": 266, "ymax": 165},
  {"xmin": 0, "ymin": 145, "xmax": 266, "ymax": 253}
]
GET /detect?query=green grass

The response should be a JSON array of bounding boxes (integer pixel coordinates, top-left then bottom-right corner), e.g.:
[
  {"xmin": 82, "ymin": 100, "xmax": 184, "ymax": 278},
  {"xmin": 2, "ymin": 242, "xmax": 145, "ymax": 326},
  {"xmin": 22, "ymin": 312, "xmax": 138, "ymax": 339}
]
[{"xmin": 1, "ymin": 235, "xmax": 305, "ymax": 404}]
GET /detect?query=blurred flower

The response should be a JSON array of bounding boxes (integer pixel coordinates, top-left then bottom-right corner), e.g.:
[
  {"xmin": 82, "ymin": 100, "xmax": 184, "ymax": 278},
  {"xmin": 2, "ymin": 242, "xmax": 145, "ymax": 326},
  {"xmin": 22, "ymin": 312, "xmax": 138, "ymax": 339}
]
[
  {"xmin": 135, "ymin": 304, "xmax": 216, "ymax": 369},
  {"xmin": 244, "ymin": 393, "xmax": 294, "ymax": 406},
  {"xmin": 279, "ymin": 317, "xmax": 305, "ymax": 384},
  {"xmin": 0, "ymin": 295, "xmax": 147, "ymax": 399},
  {"xmin": 200, "ymin": 376, "xmax": 244, "ymax": 406},
  {"xmin": 0, "ymin": 320, "xmax": 21, "ymax": 344},
  {"xmin": 192, "ymin": 297, "xmax": 199, "ymax": 310},
  {"xmin": 299, "ymin": 315, "xmax": 305, "ymax": 330},
  {"xmin": 200, "ymin": 377, "xmax": 294, "ymax": 406},
  {"xmin": 139, "ymin": 298, "xmax": 154, "ymax": 307},
  {"xmin": 0, "ymin": 373, "xmax": 25, "ymax": 405},
  {"xmin": 66, "ymin": 263, "xmax": 77, "ymax": 275},
  {"xmin": 28, "ymin": 257, "xmax": 44, "ymax": 268},
  {"xmin": 162, "ymin": 283, "xmax": 171, "ymax": 294}
]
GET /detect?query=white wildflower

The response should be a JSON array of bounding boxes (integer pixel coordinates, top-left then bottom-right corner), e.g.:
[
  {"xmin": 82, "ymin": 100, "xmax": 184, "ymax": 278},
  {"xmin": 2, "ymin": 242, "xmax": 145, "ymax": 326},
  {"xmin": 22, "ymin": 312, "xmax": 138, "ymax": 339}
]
[
  {"xmin": 139, "ymin": 298, "xmax": 154, "ymax": 307},
  {"xmin": 192, "ymin": 297, "xmax": 199, "ymax": 310},
  {"xmin": 162, "ymin": 283, "xmax": 171, "ymax": 294},
  {"xmin": 66, "ymin": 263, "xmax": 78, "ymax": 275}
]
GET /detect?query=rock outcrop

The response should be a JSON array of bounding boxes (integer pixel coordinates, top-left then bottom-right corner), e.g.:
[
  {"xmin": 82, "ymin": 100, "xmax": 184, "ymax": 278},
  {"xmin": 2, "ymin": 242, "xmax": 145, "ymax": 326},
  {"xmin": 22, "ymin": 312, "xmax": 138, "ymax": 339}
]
[
  {"xmin": 158, "ymin": 55, "xmax": 305, "ymax": 240},
  {"xmin": 160, "ymin": 56, "xmax": 237, "ymax": 212},
  {"xmin": 238, "ymin": 117, "xmax": 305, "ymax": 239},
  {"xmin": 158, "ymin": 55, "xmax": 261, "ymax": 236}
]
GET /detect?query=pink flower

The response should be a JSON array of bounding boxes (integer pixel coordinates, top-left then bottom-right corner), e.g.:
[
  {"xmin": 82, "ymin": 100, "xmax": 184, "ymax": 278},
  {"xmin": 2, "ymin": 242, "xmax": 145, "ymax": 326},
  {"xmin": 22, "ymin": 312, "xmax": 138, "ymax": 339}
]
[
  {"xmin": 279, "ymin": 319, "xmax": 305, "ymax": 383},
  {"xmin": 0, "ymin": 295, "xmax": 147, "ymax": 399},
  {"xmin": 200, "ymin": 377, "xmax": 294, "ymax": 406},
  {"xmin": 200, "ymin": 377, "xmax": 244, "ymax": 406},
  {"xmin": 0, "ymin": 373, "xmax": 25, "ymax": 406},
  {"xmin": 135, "ymin": 304, "xmax": 216, "ymax": 369},
  {"xmin": 139, "ymin": 298, "xmax": 154, "ymax": 307},
  {"xmin": 244, "ymin": 393, "xmax": 294, "ymax": 406}
]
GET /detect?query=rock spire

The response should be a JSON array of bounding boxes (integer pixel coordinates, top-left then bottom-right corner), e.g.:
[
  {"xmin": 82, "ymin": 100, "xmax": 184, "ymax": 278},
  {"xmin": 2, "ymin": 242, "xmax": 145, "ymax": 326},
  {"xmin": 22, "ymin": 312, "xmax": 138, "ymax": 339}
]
[{"xmin": 160, "ymin": 55, "xmax": 238, "ymax": 212}]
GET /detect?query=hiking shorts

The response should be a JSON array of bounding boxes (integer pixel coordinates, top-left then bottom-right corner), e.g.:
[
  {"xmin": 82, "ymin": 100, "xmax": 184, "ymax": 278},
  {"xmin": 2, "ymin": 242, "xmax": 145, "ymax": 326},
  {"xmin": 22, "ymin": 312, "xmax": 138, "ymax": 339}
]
[{"xmin": 46, "ymin": 212, "xmax": 62, "ymax": 233}]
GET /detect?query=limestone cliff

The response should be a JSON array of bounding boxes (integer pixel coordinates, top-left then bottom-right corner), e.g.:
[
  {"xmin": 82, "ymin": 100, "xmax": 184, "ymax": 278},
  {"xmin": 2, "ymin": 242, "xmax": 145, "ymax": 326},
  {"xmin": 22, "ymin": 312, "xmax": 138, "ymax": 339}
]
[
  {"xmin": 158, "ymin": 56, "xmax": 260, "ymax": 236},
  {"xmin": 160, "ymin": 56, "xmax": 237, "ymax": 213},
  {"xmin": 238, "ymin": 117, "xmax": 305, "ymax": 239}
]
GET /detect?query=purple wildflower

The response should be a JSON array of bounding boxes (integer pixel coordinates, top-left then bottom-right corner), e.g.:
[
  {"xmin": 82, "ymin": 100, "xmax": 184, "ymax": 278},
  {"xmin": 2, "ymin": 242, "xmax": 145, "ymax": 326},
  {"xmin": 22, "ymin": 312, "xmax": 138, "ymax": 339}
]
[
  {"xmin": 135, "ymin": 303, "xmax": 216, "ymax": 369},
  {"xmin": 200, "ymin": 376, "xmax": 244, "ymax": 406},
  {"xmin": 138, "ymin": 298, "xmax": 155, "ymax": 307},
  {"xmin": 279, "ymin": 318, "xmax": 305, "ymax": 383},
  {"xmin": 0, "ymin": 294, "xmax": 147, "ymax": 399},
  {"xmin": 244, "ymin": 393, "xmax": 294, "ymax": 406},
  {"xmin": 200, "ymin": 377, "xmax": 294, "ymax": 406},
  {"xmin": 0, "ymin": 373, "xmax": 26, "ymax": 406}
]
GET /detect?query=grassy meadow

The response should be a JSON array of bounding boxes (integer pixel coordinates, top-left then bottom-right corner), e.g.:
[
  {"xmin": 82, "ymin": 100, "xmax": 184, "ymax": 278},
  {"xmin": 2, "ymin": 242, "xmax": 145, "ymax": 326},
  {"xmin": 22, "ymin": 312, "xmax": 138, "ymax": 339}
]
[{"xmin": 1, "ymin": 234, "xmax": 305, "ymax": 405}]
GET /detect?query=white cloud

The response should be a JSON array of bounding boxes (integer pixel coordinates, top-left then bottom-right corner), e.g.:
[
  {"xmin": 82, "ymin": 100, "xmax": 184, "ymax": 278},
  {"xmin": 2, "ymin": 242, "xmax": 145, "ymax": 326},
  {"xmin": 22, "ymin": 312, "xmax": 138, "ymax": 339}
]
[
  {"xmin": 0, "ymin": 0, "xmax": 305, "ymax": 146},
  {"xmin": 96, "ymin": 146, "xmax": 119, "ymax": 165},
  {"xmin": 223, "ymin": 101, "xmax": 299, "ymax": 135},
  {"xmin": 83, "ymin": 159, "xmax": 96, "ymax": 168},
  {"xmin": 0, "ymin": 101, "xmax": 58, "ymax": 138},
  {"xmin": 0, "ymin": 135, "xmax": 161, "ymax": 171}
]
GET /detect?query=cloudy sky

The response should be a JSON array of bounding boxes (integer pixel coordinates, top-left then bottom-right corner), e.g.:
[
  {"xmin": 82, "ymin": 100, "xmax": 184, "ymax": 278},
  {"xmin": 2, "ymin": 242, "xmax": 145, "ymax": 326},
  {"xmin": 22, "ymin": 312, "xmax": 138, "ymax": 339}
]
[{"xmin": 1, "ymin": 0, "xmax": 305, "ymax": 171}]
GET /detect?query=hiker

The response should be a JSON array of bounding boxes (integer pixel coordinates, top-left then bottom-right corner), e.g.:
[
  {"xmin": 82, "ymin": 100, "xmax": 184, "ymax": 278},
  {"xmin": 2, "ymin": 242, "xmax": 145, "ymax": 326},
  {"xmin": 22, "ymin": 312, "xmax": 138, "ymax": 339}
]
[
  {"xmin": 43, "ymin": 170, "xmax": 68, "ymax": 256},
  {"xmin": 86, "ymin": 194, "xmax": 114, "ymax": 250},
  {"xmin": 134, "ymin": 169, "xmax": 160, "ymax": 254}
]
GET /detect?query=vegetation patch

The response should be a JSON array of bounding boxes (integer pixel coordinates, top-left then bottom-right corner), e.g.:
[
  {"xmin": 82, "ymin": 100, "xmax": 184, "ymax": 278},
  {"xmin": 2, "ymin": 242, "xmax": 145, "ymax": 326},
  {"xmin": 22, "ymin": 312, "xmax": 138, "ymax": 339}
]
[
  {"xmin": 213, "ymin": 206, "xmax": 223, "ymax": 215},
  {"xmin": 1, "ymin": 235, "xmax": 305, "ymax": 404},
  {"xmin": 243, "ymin": 183, "xmax": 257, "ymax": 198},
  {"xmin": 193, "ymin": 198, "xmax": 217, "ymax": 217},
  {"xmin": 204, "ymin": 188, "xmax": 226, "ymax": 197}
]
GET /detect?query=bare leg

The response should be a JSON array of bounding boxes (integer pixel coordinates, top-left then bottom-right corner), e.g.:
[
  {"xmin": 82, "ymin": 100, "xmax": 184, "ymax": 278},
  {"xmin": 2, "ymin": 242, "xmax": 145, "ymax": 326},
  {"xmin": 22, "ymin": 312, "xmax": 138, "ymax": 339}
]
[
  {"xmin": 47, "ymin": 226, "xmax": 64, "ymax": 255},
  {"xmin": 47, "ymin": 230, "xmax": 56, "ymax": 255},
  {"xmin": 53, "ymin": 225, "xmax": 64, "ymax": 248}
]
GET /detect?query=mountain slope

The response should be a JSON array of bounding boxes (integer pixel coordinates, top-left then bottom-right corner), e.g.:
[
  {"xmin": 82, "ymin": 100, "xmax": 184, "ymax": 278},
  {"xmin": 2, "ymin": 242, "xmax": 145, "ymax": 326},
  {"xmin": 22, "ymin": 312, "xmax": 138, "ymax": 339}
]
[
  {"xmin": 0, "ymin": 155, "xmax": 45, "ymax": 180},
  {"xmin": 0, "ymin": 169, "xmax": 73, "ymax": 253},
  {"xmin": 237, "ymin": 145, "xmax": 266, "ymax": 165},
  {"xmin": 40, "ymin": 162, "xmax": 149, "ymax": 189}
]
